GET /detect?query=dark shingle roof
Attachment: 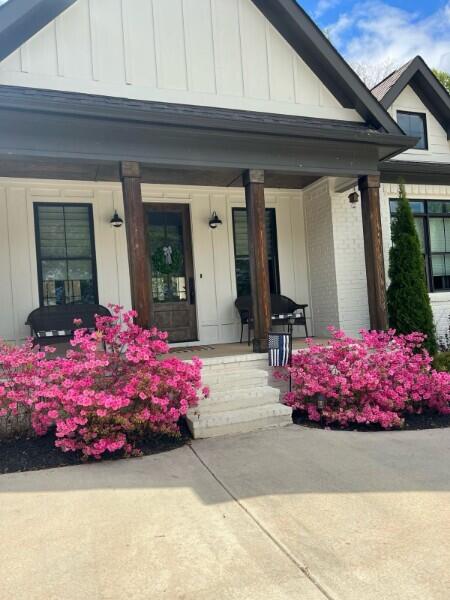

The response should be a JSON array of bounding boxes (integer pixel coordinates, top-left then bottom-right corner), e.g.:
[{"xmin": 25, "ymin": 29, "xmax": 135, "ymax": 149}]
[
  {"xmin": 370, "ymin": 56, "xmax": 450, "ymax": 139},
  {"xmin": 371, "ymin": 60, "xmax": 414, "ymax": 102}
]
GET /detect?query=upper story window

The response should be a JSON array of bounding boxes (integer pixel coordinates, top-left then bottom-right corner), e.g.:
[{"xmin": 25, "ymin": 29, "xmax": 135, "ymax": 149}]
[
  {"xmin": 397, "ymin": 111, "xmax": 428, "ymax": 150},
  {"xmin": 390, "ymin": 199, "xmax": 450, "ymax": 292},
  {"xmin": 34, "ymin": 203, "xmax": 98, "ymax": 306}
]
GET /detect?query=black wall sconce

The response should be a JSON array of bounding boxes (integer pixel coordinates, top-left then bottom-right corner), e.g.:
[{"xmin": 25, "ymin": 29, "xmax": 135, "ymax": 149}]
[
  {"xmin": 348, "ymin": 190, "xmax": 359, "ymax": 207},
  {"xmin": 209, "ymin": 211, "xmax": 223, "ymax": 229},
  {"xmin": 110, "ymin": 210, "xmax": 124, "ymax": 228}
]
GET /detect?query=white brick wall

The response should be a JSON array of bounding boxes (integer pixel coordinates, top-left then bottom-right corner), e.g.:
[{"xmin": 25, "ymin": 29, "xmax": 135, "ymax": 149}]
[
  {"xmin": 292, "ymin": 178, "xmax": 450, "ymax": 344},
  {"xmin": 303, "ymin": 179, "xmax": 340, "ymax": 336},
  {"xmin": 304, "ymin": 178, "xmax": 371, "ymax": 338},
  {"xmin": 331, "ymin": 189, "xmax": 370, "ymax": 336}
]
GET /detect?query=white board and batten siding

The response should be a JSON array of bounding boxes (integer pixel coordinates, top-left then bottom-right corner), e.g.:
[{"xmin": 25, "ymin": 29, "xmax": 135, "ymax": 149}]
[
  {"xmin": 389, "ymin": 85, "xmax": 450, "ymax": 164},
  {"xmin": 0, "ymin": 0, "xmax": 362, "ymax": 122},
  {"xmin": 0, "ymin": 179, "xmax": 131, "ymax": 343},
  {"xmin": 0, "ymin": 178, "xmax": 311, "ymax": 345},
  {"xmin": 141, "ymin": 185, "xmax": 311, "ymax": 344}
]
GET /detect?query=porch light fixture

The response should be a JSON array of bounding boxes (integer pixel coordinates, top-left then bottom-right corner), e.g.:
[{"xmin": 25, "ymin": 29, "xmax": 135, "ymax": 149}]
[
  {"xmin": 317, "ymin": 395, "xmax": 326, "ymax": 411},
  {"xmin": 110, "ymin": 210, "xmax": 124, "ymax": 229},
  {"xmin": 348, "ymin": 190, "xmax": 359, "ymax": 207},
  {"xmin": 317, "ymin": 394, "xmax": 326, "ymax": 428},
  {"xmin": 209, "ymin": 211, "xmax": 223, "ymax": 229}
]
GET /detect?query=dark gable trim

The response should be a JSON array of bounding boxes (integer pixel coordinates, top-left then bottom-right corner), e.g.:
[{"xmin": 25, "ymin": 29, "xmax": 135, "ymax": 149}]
[
  {"xmin": 0, "ymin": 0, "xmax": 77, "ymax": 62},
  {"xmin": 252, "ymin": 0, "xmax": 405, "ymax": 135},
  {"xmin": 380, "ymin": 160, "xmax": 450, "ymax": 186},
  {"xmin": 378, "ymin": 56, "xmax": 450, "ymax": 141},
  {"xmin": 1, "ymin": 0, "xmax": 403, "ymax": 137}
]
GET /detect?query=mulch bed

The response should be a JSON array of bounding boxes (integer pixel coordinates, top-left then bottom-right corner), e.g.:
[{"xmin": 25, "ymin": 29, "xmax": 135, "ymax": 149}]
[
  {"xmin": 0, "ymin": 420, "xmax": 191, "ymax": 475},
  {"xmin": 292, "ymin": 409, "xmax": 450, "ymax": 432}
]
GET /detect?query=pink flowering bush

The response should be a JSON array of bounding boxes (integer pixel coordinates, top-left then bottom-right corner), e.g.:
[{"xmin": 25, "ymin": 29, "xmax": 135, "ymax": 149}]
[
  {"xmin": 0, "ymin": 340, "xmax": 50, "ymax": 418},
  {"xmin": 0, "ymin": 307, "xmax": 206, "ymax": 459},
  {"xmin": 282, "ymin": 328, "xmax": 450, "ymax": 429}
]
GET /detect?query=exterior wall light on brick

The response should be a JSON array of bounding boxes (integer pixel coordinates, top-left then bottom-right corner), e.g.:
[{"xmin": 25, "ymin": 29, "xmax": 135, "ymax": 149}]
[{"xmin": 348, "ymin": 190, "xmax": 360, "ymax": 207}]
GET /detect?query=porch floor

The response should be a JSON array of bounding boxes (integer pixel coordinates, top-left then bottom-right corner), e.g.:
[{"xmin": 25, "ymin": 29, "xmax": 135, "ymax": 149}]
[
  {"xmin": 168, "ymin": 337, "xmax": 328, "ymax": 361},
  {"xmin": 49, "ymin": 337, "xmax": 328, "ymax": 359}
]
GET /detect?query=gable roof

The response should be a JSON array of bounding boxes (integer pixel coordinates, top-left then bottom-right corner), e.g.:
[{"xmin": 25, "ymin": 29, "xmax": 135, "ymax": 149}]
[
  {"xmin": 252, "ymin": 0, "xmax": 404, "ymax": 135},
  {"xmin": 0, "ymin": 0, "xmax": 405, "ymax": 137},
  {"xmin": 372, "ymin": 56, "xmax": 450, "ymax": 140}
]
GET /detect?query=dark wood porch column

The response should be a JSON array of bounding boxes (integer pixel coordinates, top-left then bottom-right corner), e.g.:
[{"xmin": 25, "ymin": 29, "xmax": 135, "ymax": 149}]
[
  {"xmin": 120, "ymin": 161, "xmax": 151, "ymax": 328},
  {"xmin": 358, "ymin": 174, "xmax": 388, "ymax": 331},
  {"xmin": 244, "ymin": 169, "xmax": 271, "ymax": 352}
]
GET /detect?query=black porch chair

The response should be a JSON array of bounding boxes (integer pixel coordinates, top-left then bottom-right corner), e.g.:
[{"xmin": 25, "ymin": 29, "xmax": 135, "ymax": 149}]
[
  {"xmin": 235, "ymin": 294, "xmax": 308, "ymax": 345},
  {"xmin": 26, "ymin": 303, "xmax": 112, "ymax": 346}
]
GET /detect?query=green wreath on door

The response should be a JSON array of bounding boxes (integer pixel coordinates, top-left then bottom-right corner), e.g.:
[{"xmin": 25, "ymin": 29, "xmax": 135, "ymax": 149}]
[{"xmin": 151, "ymin": 245, "xmax": 183, "ymax": 275}]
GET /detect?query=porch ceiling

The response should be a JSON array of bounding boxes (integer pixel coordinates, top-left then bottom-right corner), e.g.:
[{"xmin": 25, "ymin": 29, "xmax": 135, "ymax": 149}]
[{"xmin": 0, "ymin": 157, "xmax": 319, "ymax": 189}]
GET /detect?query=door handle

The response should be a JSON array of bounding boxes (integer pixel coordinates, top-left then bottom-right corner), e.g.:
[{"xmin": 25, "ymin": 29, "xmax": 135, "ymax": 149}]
[{"xmin": 189, "ymin": 278, "xmax": 196, "ymax": 305}]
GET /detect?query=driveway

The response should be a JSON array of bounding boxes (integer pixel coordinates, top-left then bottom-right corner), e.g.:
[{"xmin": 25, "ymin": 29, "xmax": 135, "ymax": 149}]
[{"xmin": 1, "ymin": 426, "xmax": 449, "ymax": 600}]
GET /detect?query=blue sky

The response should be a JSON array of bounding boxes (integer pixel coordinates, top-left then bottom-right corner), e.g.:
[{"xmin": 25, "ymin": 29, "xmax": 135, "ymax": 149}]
[{"xmin": 300, "ymin": 0, "xmax": 450, "ymax": 72}]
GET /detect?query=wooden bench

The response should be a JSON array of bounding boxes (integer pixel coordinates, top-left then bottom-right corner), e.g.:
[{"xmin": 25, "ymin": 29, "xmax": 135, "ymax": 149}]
[
  {"xmin": 235, "ymin": 294, "xmax": 308, "ymax": 345},
  {"xmin": 26, "ymin": 304, "xmax": 112, "ymax": 346}
]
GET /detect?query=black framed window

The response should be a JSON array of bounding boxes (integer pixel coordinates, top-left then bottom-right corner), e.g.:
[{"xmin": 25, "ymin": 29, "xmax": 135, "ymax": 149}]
[
  {"xmin": 390, "ymin": 199, "xmax": 450, "ymax": 292},
  {"xmin": 34, "ymin": 203, "xmax": 99, "ymax": 306},
  {"xmin": 397, "ymin": 111, "xmax": 428, "ymax": 150},
  {"xmin": 232, "ymin": 207, "xmax": 280, "ymax": 297}
]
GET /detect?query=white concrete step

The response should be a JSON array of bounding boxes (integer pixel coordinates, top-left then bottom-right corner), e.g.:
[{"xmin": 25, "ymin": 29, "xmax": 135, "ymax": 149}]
[
  {"xmin": 198, "ymin": 387, "xmax": 281, "ymax": 415},
  {"xmin": 186, "ymin": 403, "xmax": 292, "ymax": 439},
  {"xmin": 201, "ymin": 360, "xmax": 270, "ymax": 381},
  {"xmin": 186, "ymin": 354, "xmax": 291, "ymax": 439},
  {"xmin": 202, "ymin": 368, "xmax": 269, "ymax": 391},
  {"xmin": 202, "ymin": 359, "xmax": 266, "ymax": 375}
]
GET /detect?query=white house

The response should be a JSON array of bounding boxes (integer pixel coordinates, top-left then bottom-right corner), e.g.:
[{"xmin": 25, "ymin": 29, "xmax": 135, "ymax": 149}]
[
  {"xmin": 0, "ymin": 0, "xmax": 448, "ymax": 436},
  {"xmin": 372, "ymin": 57, "xmax": 450, "ymax": 339}
]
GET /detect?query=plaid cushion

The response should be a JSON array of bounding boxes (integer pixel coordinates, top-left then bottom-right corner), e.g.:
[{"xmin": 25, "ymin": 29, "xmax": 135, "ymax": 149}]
[
  {"xmin": 37, "ymin": 330, "xmax": 72, "ymax": 338},
  {"xmin": 36, "ymin": 327, "xmax": 95, "ymax": 338}
]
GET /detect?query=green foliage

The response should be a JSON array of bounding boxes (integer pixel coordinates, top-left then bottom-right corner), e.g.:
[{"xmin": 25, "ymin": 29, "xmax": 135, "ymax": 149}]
[
  {"xmin": 432, "ymin": 69, "xmax": 450, "ymax": 95},
  {"xmin": 387, "ymin": 183, "xmax": 437, "ymax": 355},
  {"xmin": 433, "ymin": 352, "xmax": 450, "ymax": 373}
]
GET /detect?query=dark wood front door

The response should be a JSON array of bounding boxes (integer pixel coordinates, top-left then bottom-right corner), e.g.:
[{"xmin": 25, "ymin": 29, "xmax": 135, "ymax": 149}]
[{"xmin": 145, "ymin": 203, "xmax": 197, "ymax": 343}]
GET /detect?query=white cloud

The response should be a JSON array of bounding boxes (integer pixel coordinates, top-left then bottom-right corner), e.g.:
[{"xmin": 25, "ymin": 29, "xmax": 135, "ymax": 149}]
[
  {"xmin": 314, "ymin": 0, "xmax": 341, "ymax": 19},
  {"xmin": 327, "ymin": 1, "xmax": 450, "ymax": 72}
]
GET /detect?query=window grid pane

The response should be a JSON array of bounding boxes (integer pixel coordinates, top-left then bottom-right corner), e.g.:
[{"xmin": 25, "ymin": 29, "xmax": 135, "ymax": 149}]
[
  {"xmin": 35, "ymin": 204, "xmax": 97, "ymax": 306},
  {"xmin": 397, "ymin": 112, "xmax": 427, "ymax": 149},
  {"xmin": 389, "ymin": 198, "xmax": 450, "ymax": 292},
  {"xmin": 232, "ymin": 208, "xmax": 280, "ymax": 297},
  {"xmin": 429, "ymin": 217, "xmax": 450, "ymax": 253}
]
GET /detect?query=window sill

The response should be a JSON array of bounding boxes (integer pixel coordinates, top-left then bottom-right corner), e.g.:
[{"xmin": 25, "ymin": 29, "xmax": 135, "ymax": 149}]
[{"xmin": 429, "ymin": 292, "xmax": 450, "ymax": 303}]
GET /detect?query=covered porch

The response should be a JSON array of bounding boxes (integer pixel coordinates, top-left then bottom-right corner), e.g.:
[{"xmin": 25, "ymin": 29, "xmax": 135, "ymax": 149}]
[{"xmin": 0, "ymin": 85, "xmax": 414, "ymax": 351}]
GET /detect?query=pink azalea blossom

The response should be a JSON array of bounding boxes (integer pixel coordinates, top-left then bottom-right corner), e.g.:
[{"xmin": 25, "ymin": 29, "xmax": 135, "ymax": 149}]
[
  {"xmin": 278, "ymin": 328, "xmax": 450, "ymax": 429},
  {"xmin": 0, "ymin": 307, "xmax": 206, "ymax": 459}
]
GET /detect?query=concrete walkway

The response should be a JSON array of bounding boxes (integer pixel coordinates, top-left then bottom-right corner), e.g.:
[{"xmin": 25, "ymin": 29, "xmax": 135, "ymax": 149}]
[{"xmin": 1, "ymin": 426, "xmax": 449, "ymax": 600}]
